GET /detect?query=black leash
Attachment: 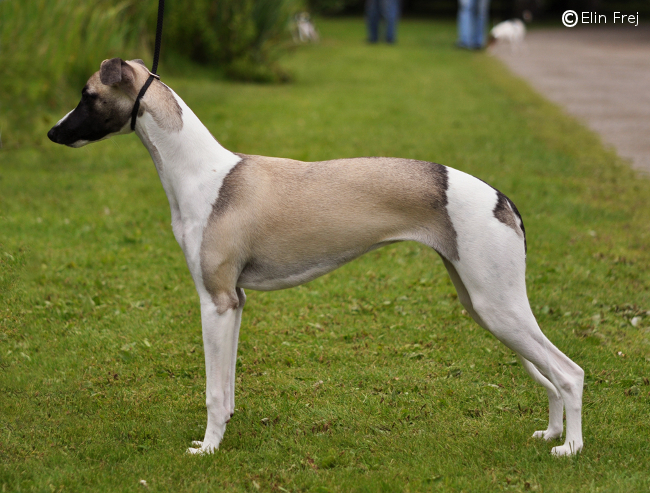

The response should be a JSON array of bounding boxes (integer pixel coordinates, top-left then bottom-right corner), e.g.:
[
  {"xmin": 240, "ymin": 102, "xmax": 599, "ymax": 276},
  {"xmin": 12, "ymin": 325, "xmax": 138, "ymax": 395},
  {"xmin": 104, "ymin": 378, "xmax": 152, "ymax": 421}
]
[{"xmin": 131, "ymin": 0, "xmax": 165, "ymax": 131}]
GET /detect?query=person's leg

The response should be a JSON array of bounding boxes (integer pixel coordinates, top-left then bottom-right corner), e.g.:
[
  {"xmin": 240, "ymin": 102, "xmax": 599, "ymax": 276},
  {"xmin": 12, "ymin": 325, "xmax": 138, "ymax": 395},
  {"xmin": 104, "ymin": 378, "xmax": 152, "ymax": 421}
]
[
  {"xmin": 473, "ymin": 0, "xmax": 490, "ymax": 48},
  {"xmin": 366, "ymin": 0, "xmax": 380, "ymax": 43},
  {"xmin": 383, "ymin": 0, "xmax": 400, "ymax": 43},
  {"xmin": 457, "ymin": 0, "xmax": 474, "ymax": 48}
]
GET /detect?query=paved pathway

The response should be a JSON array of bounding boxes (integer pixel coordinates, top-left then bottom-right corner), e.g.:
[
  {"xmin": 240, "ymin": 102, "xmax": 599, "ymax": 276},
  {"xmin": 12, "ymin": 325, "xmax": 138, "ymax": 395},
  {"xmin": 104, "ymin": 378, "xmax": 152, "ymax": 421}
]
[{"xmin": 490, "ymin": 26, "xmax": 650, "ymax": 175}]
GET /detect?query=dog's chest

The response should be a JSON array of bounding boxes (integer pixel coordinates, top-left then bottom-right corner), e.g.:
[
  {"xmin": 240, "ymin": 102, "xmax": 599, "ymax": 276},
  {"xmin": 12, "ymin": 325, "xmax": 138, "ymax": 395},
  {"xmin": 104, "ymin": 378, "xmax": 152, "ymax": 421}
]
[
  {"xmin": 145, "ymin": 110, "xmax": 241, "ymax": 263},
  {"xmin": 170, "ymin": 169, "xmax": 235, "ymax": 261}
]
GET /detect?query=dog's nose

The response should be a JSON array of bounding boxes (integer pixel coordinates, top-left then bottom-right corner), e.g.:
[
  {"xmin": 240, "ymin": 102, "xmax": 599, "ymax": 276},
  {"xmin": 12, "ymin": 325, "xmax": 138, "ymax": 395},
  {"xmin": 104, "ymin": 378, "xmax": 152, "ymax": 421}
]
[{"xmin": 47, "ymin": 126, "xmax": 59, "ymax": 143}]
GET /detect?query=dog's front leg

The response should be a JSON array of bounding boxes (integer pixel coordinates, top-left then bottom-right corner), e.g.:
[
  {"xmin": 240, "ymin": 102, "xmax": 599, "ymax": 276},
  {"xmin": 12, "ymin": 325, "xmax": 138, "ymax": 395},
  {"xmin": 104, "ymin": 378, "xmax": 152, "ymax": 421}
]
[{"xmin": 187, "ymin": 293, "xmax": 242, "ymax": 455}]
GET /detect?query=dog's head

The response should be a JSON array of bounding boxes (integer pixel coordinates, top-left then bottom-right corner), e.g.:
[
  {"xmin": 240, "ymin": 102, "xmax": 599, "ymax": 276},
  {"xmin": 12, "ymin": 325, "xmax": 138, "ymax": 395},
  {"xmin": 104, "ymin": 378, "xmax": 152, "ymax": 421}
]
[{"xmin": 47, "ymin": 58, "xmax": 152, "ymax": 147}]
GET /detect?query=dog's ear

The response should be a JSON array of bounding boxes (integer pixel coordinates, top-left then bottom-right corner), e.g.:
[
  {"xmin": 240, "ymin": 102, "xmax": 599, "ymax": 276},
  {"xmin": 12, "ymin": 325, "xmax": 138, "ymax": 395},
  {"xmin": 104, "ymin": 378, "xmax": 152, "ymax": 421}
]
[
  {"xmin": 99, "ymin": 58, "xmax": 136, "ymax": 87},
  {"xmin": 100, "ymin": 58, "xmax": 123, "ymax": 86}
]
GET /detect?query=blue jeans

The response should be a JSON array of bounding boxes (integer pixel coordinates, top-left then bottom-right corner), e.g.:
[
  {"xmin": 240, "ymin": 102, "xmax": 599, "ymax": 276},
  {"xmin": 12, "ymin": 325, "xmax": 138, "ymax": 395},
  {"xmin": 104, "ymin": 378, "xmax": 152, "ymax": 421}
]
[
  {"xmin": 366, "ymin": 0, "xmax": 400, "ymax": 43},
  {"xmin": 457, "ymin": 0, "xmax": 490, "ymax": 49}
]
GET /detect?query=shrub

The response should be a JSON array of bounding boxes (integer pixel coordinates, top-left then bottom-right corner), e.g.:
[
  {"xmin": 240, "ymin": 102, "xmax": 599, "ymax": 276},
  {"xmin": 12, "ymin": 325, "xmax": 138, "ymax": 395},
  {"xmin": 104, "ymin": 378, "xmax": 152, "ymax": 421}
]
[{"xmin": 163, "ymin": 0, "xmax": 302, "ymax": 82}]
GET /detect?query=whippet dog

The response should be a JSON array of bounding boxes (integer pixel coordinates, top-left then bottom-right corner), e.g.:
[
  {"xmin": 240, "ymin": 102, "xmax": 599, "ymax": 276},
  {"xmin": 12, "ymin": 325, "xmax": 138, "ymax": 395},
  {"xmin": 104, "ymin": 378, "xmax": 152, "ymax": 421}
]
[{"xmin": 47, "ymin": 58, "xmax": 584, "ymax": 456}]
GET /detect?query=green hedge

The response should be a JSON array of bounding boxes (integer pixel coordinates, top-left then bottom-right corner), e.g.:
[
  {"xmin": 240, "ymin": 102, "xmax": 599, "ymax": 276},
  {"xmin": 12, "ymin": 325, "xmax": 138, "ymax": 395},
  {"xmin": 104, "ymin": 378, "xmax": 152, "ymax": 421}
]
[{"xmin": 164, "ymin": 0, "xmax": 301, "ymax": 82}]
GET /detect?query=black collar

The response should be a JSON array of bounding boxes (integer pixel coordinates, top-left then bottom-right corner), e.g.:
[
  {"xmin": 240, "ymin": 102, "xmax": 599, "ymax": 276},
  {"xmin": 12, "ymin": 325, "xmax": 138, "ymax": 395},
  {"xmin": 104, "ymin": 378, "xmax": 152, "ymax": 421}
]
[
  {"xmin": 130, "ymin": 0, "xmax": 165, "ymax": 131},
  {"xmin": 130, "ymin": 72, "xmax": 161, "ymax": 131}
]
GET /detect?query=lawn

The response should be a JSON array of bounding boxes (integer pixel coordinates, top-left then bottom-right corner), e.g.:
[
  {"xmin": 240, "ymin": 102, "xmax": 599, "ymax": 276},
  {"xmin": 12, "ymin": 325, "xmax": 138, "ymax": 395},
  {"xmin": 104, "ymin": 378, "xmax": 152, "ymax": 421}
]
[{"xmin": 1, "ymin": 18, "xmax": 649, "ymax": 492}]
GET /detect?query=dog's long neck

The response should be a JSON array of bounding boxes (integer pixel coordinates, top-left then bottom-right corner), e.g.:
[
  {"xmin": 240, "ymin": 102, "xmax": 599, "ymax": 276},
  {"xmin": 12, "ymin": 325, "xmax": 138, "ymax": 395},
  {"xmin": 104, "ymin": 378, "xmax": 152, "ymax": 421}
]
[
  {"xmin": 134, "ymin": 86, "xmax": 240, "ymax": 226},
  {"xmin": 133, "ymin": 86, "xmax": 241, "ymax": 254}
]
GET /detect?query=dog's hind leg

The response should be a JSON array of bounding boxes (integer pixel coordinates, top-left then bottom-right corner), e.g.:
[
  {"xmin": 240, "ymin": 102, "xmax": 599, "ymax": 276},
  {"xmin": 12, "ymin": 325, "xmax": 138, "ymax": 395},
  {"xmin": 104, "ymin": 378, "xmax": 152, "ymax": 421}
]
[
  {"xmin": 517, "ymin": 356, "xmax": 564, "ymax": 440},
  {"xmin": 478, "ymin": 303, "xmax": 582, "ymax": 456},
  {"xmin": 441, "ymin": 257, "xmax": 486, "ymax": 327},
  {"xmin": 443, "ymin": 257, "xmax": 564, "ymax": 440},
  {"xmin": 440, "ymin": 255, "xmax": 582, "ymax": 455}
]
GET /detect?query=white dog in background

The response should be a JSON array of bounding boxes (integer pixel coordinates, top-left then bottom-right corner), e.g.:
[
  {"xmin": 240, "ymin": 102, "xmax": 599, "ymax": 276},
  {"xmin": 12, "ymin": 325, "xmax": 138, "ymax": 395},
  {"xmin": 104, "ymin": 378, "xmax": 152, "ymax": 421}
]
[
  {"xmin": 294, "ymin": 12, "xmax": 319, "ymax": 43},
  {"xmin": 489, "ymin": 19, "xmax": 526, "ymax": 53}
]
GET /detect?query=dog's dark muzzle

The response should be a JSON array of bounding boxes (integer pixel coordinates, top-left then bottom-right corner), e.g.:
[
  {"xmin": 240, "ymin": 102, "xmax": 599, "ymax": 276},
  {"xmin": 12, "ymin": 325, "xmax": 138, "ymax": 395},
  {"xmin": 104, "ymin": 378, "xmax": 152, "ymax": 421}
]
[
  {"xmin": 47, "ymin": 108, "xmax": 87, "ymax": 147},
  {"xmin": 47, "ymin": 125, "xmax": 63, "ymax": 144},
  {"xmin": 47, "ymin": 94, "xmax": 123, "ymax": 147},
  {"xmin": 47, "ymin": 122, "xmax": 84, "ymax": 147}
]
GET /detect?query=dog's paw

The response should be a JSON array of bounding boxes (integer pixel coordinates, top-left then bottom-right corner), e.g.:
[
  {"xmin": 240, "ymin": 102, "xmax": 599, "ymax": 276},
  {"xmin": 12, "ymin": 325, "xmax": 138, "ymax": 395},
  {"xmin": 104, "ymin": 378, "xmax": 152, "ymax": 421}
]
[
  {"xmin": 551, "ymin": 442, "xmax": 582, "ymax": 457},
  {"xmin": 186, "ymin": 441, "xmax": 218, "ymax": 455},
  {"xmin": 532, "ymin": 429, "xmax": 562, "ymax": 441}
]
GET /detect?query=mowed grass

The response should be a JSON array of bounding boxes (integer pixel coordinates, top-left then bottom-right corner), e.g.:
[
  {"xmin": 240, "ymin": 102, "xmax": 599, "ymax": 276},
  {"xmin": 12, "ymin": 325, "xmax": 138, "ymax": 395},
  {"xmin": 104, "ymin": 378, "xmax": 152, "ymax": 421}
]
[{"xmin": 1, "ymin": 19, "xmax": 650, "ymax": 492}]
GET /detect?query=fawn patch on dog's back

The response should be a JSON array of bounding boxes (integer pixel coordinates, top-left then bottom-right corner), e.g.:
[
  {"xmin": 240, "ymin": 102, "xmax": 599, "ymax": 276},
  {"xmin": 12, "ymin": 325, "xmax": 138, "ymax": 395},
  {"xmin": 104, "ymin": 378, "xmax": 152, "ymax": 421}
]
[{"xmin": 199, "ymin": 155, "xmax": 460, "ymax": 300}]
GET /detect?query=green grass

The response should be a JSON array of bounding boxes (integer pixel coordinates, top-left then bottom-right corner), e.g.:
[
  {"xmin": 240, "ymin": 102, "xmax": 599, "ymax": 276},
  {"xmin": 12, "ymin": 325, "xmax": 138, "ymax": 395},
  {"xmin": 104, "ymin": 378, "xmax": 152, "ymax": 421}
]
[{"xmin": 1, "ymin": 18, "xmax": 650, "ymax": 492}]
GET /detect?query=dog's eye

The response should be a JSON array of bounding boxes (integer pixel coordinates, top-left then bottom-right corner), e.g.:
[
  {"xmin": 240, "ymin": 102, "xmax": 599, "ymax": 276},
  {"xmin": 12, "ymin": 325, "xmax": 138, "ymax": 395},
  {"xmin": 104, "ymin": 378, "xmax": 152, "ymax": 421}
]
[{"xmin": 82, "ymin": 90, "xmax": 99, "ymax": 101}]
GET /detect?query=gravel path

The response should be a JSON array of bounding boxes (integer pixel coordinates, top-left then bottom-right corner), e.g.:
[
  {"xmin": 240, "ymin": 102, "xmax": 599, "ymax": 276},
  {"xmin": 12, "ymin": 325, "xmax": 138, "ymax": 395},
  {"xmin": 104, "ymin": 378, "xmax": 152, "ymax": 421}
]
[{"xmin": 490, "ymin": 26, "xmax": 650, "ymax": 175}]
